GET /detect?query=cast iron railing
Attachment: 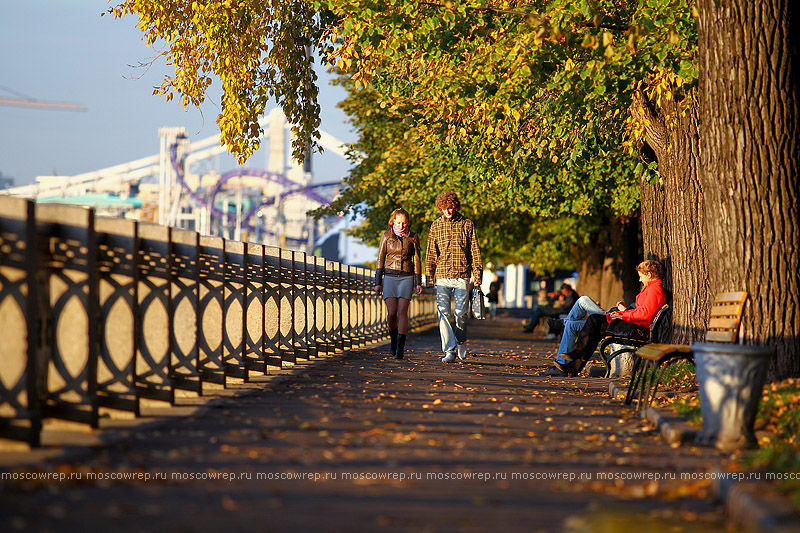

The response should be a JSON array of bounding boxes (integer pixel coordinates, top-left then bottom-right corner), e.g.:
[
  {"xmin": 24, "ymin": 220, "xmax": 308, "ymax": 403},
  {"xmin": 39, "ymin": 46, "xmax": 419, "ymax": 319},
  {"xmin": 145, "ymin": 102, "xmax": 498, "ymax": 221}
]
[{"xmin": 0, "ymin": 197, "xmax": 437, "ymax": 446}]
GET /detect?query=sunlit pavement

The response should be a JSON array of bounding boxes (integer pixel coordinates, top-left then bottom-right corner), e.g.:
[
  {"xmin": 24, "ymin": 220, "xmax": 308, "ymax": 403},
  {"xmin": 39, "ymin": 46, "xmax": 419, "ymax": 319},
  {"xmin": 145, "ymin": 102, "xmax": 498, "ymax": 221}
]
[{"xmin": 0, "ymin": 316, "xmax": 733, "ymax": 532}]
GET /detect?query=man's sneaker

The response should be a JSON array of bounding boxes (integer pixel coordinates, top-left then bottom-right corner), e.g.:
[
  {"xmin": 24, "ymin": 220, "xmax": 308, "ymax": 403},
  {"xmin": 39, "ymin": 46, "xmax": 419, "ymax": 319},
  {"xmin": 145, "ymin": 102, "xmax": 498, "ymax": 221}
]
[
  {"xmin": 555, "ymin": 360, "xmax": 579, "ymax": 376},
  {"xmin": 540, "ymin": 365, "xmax": 568, "ymax": 377},
  {"xmin": 543, "ymin": 333, "xmax": 557, "ymax": 340},
  {"xmin": 442, "ymin": 352, "xmax": 457, "ymax": 363},
  {"xmin": 457, "ymin": 344, "xmax": 468, "ymax": 360}
]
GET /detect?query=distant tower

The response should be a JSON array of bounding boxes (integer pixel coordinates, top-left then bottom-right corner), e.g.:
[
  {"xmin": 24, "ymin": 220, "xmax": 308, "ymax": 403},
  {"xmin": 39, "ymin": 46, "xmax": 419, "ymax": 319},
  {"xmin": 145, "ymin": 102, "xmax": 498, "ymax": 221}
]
[{"xmin": 158, "ymin": 127, "xmax": 189, "ymax": 226}]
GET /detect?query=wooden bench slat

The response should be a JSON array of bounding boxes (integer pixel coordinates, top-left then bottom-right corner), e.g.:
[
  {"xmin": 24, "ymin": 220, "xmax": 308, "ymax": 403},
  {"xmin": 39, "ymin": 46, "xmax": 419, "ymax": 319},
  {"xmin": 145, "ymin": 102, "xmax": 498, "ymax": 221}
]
[
  {"xmin": 705, "ymin": 330, "xmax": 738, "ymax": 343},
  {"xmin": 709, "ymin": 303, "xmax": 744, "ymax": 317},
  {"xmin": 708, "ymin": 317, "xmax": 740, "ymax": 330},
  {"xmin": 714, "ymin": 291, "xmax": 748, "ymax": 304},
  {"xmin": 636, "ymin": 343, "xmax": 692, "ymax": 361}
]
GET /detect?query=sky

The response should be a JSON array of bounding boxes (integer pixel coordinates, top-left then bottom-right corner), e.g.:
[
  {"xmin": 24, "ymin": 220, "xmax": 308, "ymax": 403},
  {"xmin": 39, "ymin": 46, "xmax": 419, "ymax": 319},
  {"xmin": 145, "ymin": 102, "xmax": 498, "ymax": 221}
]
[{"xmin": 0, "ymin": 0, "xmax": 355, "ymax": 187}]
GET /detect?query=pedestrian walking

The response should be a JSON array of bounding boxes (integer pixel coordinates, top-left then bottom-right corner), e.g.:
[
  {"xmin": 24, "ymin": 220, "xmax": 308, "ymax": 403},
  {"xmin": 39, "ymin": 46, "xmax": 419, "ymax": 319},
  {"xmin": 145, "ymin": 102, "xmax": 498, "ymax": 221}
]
[
  {"xmin": 374, "ymin": 208, "xmax": 423, "ymax": 360},
  {"xmin": 424, "ymin": 191, "xmax": 483, "ymax": 362},
  {"xmin": 487, "ymin": 274, "xmax": 502, "ymax": 319}
]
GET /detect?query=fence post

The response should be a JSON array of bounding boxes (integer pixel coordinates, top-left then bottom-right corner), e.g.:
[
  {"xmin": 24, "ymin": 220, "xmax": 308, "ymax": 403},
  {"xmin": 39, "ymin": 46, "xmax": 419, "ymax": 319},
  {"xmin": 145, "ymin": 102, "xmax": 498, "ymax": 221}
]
[
  {"xmin": 0, "ymin": 197, "xmax": 43, "ymax": 446},
  {"xmin": 358, "ymin": 267, "xmax": 369, "ymax": 346},
  {"xmin": 342, "ymin": 264, "xmax": 353, "ymax": 349},
  {"xmin": 136, "ymin": 222, "xmax": 173, "ymax": 404},
  {"xmin": 333, "ymin": 262, "xmax": 344, "ymax": 352},
  {"xmin": 245, "ymin": 243, "xmax": 267, "ymax": 374},
  {"xmin": 313, "ymin": 257, "xmax": 328, "ymax": 356},
  {"xmin": 263, "ymin": 246, "xmax": 282, "ymax": 372},
  {"xmin": 95, "ymin": 216, "xmax": 139, "ymax": 414},
  {"xmin": 170, "ymin": 228, "xmax": 201, "ymax": 394},
  {"xmin": 197, "ymin": 236, "xmax": 225, "ymax": 387},
  {"xmin": 223, "ymin": 240, "xmax": 247, "ymax": 382},
  {"xmin": 36, "ymin": 203, "xmax": 100, "ymax": 425},
  {"xmin": 305, "ymin": 254, "xmax": 318, "ymax": 359},
  {"xmin": 292, "ymin": 250, "xmax": 309, "ymax": 361},
  {"xmin": 279, "ymin": 249, "xmax": 295, "ymax": 365}
]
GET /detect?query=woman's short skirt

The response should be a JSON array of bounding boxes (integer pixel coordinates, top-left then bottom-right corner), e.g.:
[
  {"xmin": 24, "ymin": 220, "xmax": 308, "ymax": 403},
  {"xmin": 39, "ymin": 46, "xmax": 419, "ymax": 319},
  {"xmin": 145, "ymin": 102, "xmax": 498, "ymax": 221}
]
[{"xmin": 382, "ymin": 272, "xmax": 414, "ymax": 300}]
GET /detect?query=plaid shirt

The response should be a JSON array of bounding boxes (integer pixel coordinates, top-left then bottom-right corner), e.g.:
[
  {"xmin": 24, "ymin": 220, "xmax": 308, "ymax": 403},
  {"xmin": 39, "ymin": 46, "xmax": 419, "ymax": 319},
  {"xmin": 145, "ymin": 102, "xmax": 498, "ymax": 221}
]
[{"xmin": 425, "ymin": 212, "xmax": 483, "ymax": 284}]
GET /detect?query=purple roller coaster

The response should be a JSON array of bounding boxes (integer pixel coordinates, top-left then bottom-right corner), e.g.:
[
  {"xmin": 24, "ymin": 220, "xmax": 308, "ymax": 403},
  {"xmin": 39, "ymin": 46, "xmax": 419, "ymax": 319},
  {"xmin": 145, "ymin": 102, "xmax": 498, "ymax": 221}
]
[{"xmin": 170, "ymin": 140, "xmax": 341, "ymax": 243}]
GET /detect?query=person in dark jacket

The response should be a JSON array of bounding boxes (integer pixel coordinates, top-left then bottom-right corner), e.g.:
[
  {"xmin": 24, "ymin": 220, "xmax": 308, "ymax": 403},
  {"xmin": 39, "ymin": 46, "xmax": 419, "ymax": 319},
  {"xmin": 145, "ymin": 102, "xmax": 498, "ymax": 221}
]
[
  {"xmin": 374, "ymin": 208, "xmax": 422, "ymax": 360},
  {"xmin": 487, "ymin": 274, "xmax": 502, "ymax": 319},
  {"xmin": 522, "ymin": 283, "xmax": 579, "ymax": 333}
]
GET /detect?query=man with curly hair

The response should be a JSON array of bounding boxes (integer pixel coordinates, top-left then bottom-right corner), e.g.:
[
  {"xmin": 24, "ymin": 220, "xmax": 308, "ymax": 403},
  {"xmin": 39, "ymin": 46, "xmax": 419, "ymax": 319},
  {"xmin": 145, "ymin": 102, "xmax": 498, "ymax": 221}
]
[{"xmin": 425, "ymin": 191, "xmax": 483, "ymax": 363}]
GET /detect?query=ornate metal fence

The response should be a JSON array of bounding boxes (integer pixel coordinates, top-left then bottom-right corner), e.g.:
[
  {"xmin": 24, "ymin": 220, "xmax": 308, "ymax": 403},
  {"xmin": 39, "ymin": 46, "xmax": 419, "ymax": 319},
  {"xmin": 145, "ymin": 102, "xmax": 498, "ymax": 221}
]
[{"xmin": 0, "ymin": 198, "xmax": 437, "ymax": 447}]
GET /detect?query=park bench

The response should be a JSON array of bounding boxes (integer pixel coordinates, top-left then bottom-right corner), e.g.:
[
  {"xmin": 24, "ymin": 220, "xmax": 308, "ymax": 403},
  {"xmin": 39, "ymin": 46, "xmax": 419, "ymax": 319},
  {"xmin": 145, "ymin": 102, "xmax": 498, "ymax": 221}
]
[
  {"xmin": 597, "ymin": 302, "xmax": 672, "ymax": 378},
  {"xmin": 624, "ymin": 291, "xmax": 748, "ymax": 412}
]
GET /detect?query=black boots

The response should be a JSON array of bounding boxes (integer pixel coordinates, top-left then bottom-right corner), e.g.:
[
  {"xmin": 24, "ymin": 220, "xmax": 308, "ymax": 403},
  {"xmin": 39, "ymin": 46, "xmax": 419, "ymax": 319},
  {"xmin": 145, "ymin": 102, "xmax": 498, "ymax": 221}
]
[
  {"xmin": 388, "ymin": 330, "xmax": 407, "ymax": 360},
  {"xmin": 395, "ymin": 334, "xmax": 407, "ymax": 360}
]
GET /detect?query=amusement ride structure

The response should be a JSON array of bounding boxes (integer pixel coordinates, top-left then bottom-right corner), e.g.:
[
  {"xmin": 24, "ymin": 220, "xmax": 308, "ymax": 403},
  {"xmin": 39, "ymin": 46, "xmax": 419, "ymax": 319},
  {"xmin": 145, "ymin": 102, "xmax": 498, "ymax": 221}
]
[{"xmin": 2, "ymin": 108, "xmax": 351, "ymax": 252}]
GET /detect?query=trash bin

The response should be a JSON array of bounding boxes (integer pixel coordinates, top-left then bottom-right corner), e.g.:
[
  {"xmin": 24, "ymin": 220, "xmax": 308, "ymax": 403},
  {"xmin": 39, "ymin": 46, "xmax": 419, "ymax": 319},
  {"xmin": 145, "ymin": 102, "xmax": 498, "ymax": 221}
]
[{"xmin": 692, "ymin": 342, "xmax": 774, "ymax": 452}]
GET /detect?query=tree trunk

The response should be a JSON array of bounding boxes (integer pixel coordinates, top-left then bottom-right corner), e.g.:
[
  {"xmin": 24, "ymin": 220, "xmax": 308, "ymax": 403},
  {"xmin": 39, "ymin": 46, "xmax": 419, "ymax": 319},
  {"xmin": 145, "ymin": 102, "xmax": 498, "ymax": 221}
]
[
  {"xmin": 697, "ymin": 0, "xmax": 800, "ymax": 379},
  {"xmin": 635, "ymin": 89, "xmax": 710, "ymax": 345},
  {"xmin": 575, "ymin": 240, "xmax": 605, "ymax": 303},
  {"xmin": 575, "ymin": 220, "xmax": 639, "ymax": 309}
]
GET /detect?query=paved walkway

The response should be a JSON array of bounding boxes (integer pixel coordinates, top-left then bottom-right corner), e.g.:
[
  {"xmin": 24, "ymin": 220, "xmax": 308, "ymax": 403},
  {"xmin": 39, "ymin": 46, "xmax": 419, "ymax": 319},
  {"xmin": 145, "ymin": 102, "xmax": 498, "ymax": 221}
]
[{"xmin": 1, "ymin": 316, "xmax": 735, "ymax": 532}]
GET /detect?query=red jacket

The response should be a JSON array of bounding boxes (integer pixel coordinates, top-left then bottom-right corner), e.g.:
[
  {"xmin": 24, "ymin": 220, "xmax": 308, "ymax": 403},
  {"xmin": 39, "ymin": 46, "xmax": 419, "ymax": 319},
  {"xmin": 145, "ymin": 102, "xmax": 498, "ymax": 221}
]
[{"xmin": 608, "ymin": 279, "xmax": 666, "ymax": 327}]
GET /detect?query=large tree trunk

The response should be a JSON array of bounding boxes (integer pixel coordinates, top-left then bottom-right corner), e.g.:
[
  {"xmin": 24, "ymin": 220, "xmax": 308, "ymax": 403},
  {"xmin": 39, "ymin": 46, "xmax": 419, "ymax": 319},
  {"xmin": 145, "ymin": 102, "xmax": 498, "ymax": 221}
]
[
  {"xmin": 697, "ymin": 0, "xmax": 800, "ymax": 378},
  {"xmin": 635, "ymin": 89, "xmax": 710, "ymax": 345},
  {"xmin": 575, "ymin": 219, "xmax": 639, "ymax": 309}
]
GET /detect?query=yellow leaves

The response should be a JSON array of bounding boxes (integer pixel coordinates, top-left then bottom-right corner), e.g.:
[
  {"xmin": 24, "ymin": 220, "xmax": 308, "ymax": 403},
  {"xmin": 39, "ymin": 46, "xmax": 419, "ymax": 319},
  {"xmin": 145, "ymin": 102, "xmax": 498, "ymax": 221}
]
[
  {"xmin": 602, "ymin": 32, "xmax": 613, "ymax": 48},
  {"xmin": 564, "ymin": 58, "xmax": 575, "ymax": 71},
  {"xmin": 392, "ymin": 431, "xmax": 418, "ymax": 443}
]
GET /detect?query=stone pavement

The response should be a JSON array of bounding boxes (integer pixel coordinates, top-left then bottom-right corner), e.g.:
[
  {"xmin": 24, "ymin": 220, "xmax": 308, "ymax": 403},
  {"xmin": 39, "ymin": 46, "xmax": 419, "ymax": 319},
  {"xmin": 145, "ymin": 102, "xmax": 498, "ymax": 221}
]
[{"xmin": 0, "ymin": 316, "xmax": 749, "ymax": 531}]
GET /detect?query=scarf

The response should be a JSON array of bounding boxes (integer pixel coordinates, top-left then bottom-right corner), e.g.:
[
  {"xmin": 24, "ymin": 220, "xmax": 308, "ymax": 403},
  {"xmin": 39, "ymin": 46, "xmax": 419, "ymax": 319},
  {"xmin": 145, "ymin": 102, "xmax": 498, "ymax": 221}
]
[{"xmin": 392, "ymin": 226, "xmax": 410, "ymax": 238}]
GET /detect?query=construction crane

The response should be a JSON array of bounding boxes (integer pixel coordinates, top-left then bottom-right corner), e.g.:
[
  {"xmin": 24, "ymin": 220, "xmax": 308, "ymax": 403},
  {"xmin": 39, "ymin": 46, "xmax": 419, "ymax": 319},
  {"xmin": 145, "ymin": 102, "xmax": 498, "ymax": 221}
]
[
  {"xmin": 0, "ymin": 85, "xmax": 86, "ymax": 112},
  {"xmin": 0, "ymin": 97, "xmax": 86, "ymax": 111}
]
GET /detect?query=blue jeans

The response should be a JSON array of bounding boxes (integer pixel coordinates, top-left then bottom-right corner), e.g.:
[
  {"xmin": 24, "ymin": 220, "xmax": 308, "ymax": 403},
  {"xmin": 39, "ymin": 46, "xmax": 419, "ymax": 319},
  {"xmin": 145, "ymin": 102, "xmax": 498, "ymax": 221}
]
[
  {"xmin": 555, "ymin": 296, "xmax": 606, "ymax": 364},
  {"xmin": 436, "ymin": 281, "xmax": 469, "ymax": 354}
]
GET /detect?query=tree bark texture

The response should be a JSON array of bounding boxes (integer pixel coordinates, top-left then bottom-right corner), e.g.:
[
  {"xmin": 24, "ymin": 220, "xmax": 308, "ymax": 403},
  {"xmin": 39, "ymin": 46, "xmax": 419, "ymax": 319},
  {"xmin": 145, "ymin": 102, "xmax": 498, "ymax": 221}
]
[
  {"xmin": 636, "ymin": 89, "xmax": 710, "ymax": 345},
  {"xmin": 698, "ymin": 0, "xmax": 800, "ymax": 378}
]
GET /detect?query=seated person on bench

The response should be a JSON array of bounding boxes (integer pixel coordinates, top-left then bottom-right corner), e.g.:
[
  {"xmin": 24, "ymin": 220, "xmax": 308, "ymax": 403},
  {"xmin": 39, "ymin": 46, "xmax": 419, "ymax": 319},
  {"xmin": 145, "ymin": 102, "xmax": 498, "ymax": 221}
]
[
  {"xmin": 541, "ymin": 260, "xmax": 666, "ymax": 377},
  {"xmin": 522, "ymin": 283, "xmax": 579, "ymax": 334}
]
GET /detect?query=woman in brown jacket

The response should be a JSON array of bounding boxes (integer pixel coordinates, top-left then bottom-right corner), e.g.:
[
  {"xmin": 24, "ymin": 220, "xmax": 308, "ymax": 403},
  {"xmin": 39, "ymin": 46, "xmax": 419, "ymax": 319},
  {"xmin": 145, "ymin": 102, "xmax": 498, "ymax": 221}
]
[{"xmin": 374, "ymin": 208, "xmax": 423, "ymax": 359}]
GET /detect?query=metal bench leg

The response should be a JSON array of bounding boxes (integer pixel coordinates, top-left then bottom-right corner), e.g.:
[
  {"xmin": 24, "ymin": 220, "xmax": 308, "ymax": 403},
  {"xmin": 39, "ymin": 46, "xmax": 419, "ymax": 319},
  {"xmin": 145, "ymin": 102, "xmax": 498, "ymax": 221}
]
[
  {"xmin": 625, "ymin": 355, "xmax": 644, "ymax": 405},
  {"xmin": 634, "ymin": 359, "xmax": 656, "ymax": 416}
]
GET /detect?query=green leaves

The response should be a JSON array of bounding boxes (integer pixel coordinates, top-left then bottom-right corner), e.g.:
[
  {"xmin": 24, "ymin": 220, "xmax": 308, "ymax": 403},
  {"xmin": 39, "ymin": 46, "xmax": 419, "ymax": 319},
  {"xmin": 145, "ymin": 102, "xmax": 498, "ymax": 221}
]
[{"xmin": 112, "ymin": 0, "xmax": 698, "ymax": 269}]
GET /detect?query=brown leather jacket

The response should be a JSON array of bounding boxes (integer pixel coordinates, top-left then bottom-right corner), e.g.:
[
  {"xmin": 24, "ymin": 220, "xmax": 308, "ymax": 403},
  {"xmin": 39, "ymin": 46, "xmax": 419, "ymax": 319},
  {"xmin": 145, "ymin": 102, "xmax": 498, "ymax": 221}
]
[{"xmin": 375, "ymin": 229, "xmax": 422, "ymax": 287}]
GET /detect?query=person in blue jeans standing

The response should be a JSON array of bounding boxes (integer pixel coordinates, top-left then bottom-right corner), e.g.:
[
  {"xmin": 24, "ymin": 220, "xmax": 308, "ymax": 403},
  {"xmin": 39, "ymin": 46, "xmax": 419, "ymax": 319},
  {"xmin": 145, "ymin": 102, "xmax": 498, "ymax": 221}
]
[{"xmin": 425, "ymin": 191, "xmax": 483, "ymax": 363}]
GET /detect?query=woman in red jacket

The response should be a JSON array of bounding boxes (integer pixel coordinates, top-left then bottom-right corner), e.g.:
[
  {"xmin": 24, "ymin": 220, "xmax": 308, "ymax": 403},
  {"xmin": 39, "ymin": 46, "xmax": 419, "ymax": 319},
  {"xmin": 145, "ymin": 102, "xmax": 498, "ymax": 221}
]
[{"xmin": 558, "ymin": 260, "xmax": 667, "ymax": 376}]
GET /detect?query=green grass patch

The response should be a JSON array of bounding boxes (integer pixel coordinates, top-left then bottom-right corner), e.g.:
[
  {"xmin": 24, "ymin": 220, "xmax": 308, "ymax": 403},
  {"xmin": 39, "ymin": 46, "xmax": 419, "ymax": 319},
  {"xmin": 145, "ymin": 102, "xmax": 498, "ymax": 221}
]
[
  {"xmin": 657, "ymin": 360, "xmax": 697, "ymax": 392},
  {"xmin": 744, "ymin": 378, "xmax": 800, "ymax": 511}
]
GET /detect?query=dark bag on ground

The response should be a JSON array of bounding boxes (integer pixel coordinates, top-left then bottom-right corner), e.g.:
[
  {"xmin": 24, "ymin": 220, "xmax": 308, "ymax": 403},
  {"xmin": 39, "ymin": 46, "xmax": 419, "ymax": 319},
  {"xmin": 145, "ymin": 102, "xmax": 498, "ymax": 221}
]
[
  {"xmin": 605, "ymin": 318, "xmax": 649, "ymax": 342},
  {"xmin": 471, "ymin": 286, "xmax": 487, "ymax": 320}
]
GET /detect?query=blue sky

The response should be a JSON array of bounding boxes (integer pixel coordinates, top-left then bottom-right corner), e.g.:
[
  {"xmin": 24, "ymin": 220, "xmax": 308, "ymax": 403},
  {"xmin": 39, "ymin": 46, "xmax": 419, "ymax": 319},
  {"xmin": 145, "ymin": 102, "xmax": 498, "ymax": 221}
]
[{"xmin": 0, "ymin": 0, "xmax": 354, "ymax": 186}]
